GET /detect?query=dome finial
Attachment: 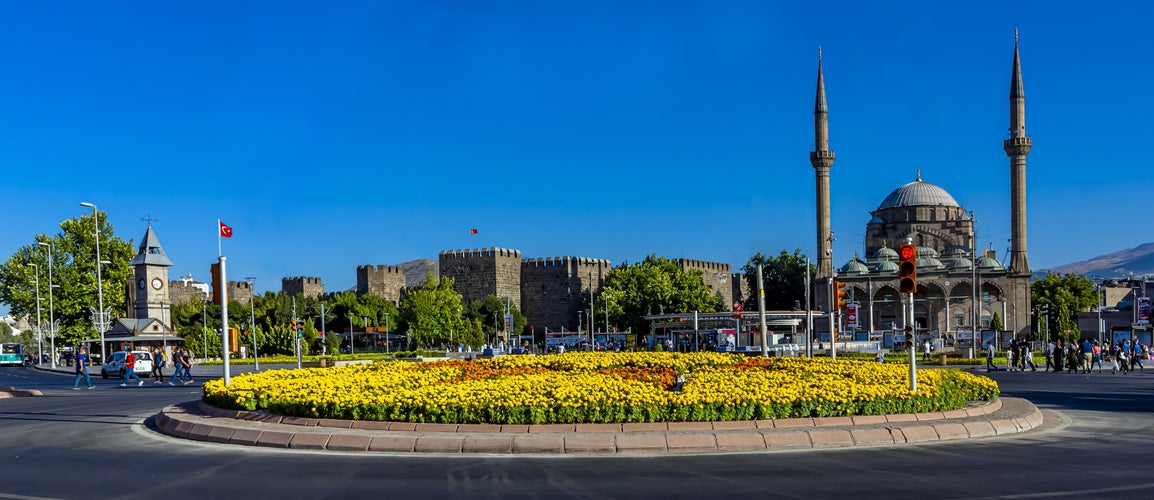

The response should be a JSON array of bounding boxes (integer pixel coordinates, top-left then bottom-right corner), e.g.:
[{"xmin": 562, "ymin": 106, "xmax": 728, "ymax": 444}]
[{"xmin": 916, "ymin": 169, "xmax": 922, "ymax": 182}]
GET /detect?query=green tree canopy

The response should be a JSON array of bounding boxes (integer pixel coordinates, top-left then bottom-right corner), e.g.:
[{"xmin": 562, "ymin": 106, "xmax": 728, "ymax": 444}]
[
  {"xmin": 598, "ymin": 255, "xmax": 724, "ymax": 336},
  {"xmin": 740, "ymin": 249, "xmax": 814, "ymax": 311},
  {"xmin": 0, "ymin": 211, "xmax": 134, "ymax": 347},
  {"xmin": 398, "ymin": 271, "xmax": 466, "ymax": 348},
  {"xmin": 1031, "ymin": 272, "xmax": 1096, "ymax": 342}
]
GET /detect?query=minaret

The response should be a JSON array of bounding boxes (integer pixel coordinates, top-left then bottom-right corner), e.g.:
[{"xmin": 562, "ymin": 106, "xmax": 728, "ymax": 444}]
[
  {"xmin": 1004, "ymin": 28, "xmax": 1031, "ymax": 275},
  {"xmin": 810, "ymin": 47, "xmax": 836, "ymax": 278}
]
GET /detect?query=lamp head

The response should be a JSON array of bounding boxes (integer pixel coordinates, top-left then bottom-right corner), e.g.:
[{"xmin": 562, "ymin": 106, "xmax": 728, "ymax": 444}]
[{"xmin": 80, "ymin": 202, "xmax": 95, "ymax": 208}]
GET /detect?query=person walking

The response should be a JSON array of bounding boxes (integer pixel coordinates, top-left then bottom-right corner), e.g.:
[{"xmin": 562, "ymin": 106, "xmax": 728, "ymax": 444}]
[
  {"xmin": 1132, "ymin": 341, "xmax": 1144, "ymax": 371},
  {"xmin": 922, "ymin": 340, "xmax": 932, "ymax": 362},
  {"xmin": 985, "ymin": 342, "xmax": 997, "ymax": 371},
  {"xmin": 168, "ymin": 347, "xmax": 187, "ymax": 385},
  {"xmin": 72, "ymin": 347, "xmax": 95, "ymax": 390},
  {"xmin": 1091, "ymin": 340, "xmax": 1103, "ymax": 373},
  {"xmin": 1044, "ymin": 340, "xmax": 1055, "ymax": 372},
  {"xmin": 120, "ymin": 347, "xmax": 144, "ymax": 387},
  {"xmin": 151, "ymin": 347, "xmax": 166, "ymax": 384},
  {"xmin": 179, "ymin": 347, "xmax": 195, "ymax": 385},
  {"xmin": 1022, "ymin": 341, "xmax": 1037, "ymax": 371}
]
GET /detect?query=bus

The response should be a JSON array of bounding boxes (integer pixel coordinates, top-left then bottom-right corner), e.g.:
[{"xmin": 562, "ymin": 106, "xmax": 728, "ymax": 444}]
[{"xmin": 0, "ymin": 343, "xmax": 24, "ymax": 366}]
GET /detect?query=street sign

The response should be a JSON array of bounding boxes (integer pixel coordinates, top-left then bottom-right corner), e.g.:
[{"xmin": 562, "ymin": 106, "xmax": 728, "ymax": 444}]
[{"xmin": 845, "ymin": 304, "xmax": 859, "ymax": 328}]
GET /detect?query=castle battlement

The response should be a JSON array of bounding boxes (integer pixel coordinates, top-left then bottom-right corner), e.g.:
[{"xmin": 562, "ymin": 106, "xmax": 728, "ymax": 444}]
[
  {"xmin": 357, "ymin": 264, "xmax": 405, "ymax": 274},
  {"xmin": 522, "ymin": 256, "xmax": 612, "ymax": 268},
  {"xmin": 678, "ymin": 258, "xmax": 731, "ymax": 272},
  {"xmin": 282, "ymin": 276, "xmax": 325, "ymax": 298},
  {"xmin": 439, "ymin": 247, "xmax": 523, "ymax": 259},
  {"xmin": 356, "ymin": 264, "xmax": 407, "ymax": 304},
  {"xmin": 283, "ymin": 276, "xmax": 323, "ymax": 284}
]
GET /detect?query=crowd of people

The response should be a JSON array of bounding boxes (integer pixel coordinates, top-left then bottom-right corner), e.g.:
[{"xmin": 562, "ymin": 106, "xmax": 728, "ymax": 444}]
[{"xmin": 987, "ymin": 338, "xmax": 1149, "ymax": 374}]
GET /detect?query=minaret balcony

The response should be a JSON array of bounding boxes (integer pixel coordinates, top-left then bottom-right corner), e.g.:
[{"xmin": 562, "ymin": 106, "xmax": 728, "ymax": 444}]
[
  {"xmin": 810, "ymin": 150, "xmax": 836, "ymax": 168},
  {"xmin": 1003, "ymin": 137, "xmax": 1032, "ymax": 156}
]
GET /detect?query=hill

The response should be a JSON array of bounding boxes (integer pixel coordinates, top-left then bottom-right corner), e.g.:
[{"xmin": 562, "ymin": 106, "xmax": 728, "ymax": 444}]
[
  {"xmin": 1045, "ymin": 243, "xmax": 1154, "ymax": 278},
  {"xmin": 399, "ymin": 259, "xmax": 438, "ymax": 287}
]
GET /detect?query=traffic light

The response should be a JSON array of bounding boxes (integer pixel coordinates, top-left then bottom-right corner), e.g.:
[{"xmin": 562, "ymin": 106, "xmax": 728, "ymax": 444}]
[
  {"xmin": 834, "ymin": 280, "xmax": 848, "ymax": 309},
  {"xmin": 291, "ymin": 319, "xmax": 299, "ymax": 334},
  {"xmin": 898, "ymin": 242, "xmax": 917, "ymax": 294}
]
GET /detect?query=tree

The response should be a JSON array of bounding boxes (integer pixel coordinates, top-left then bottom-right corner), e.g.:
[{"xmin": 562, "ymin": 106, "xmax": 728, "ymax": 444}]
[
  {"xmin": 740, "ymin": 249, "xmax": 814, "ymax": 311},
  {"xmin": 398, "ymin": 271, "xmax": 466, "ymax": 348},
  {"xmin": 465, "ymin": 295, "xmax": 526, "ymax": 346},
  {"xmin": 598, "ymin": 255, "xmax": 725, "ymax": 337},
  {"xmin": 990, "ymin": 312, "xmax": 1003, "ymax": 332},
  {"xmin": 1031, "ymin": 272, "xmax": 1096, "ymax": 343},
  {"xmin": 0, "ymin": 211, "xmax": 134, "ymax": 347}
]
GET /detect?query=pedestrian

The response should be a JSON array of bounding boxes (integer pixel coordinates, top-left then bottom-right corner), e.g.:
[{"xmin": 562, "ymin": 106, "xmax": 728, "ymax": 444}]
[
  {"xmin": 876, "ymin": 349, "xmax": 885, "ymax": 363},
  {"xmin": 1116, "ymin": 341, "xmax": 1129, "ymax": 374},
  {"xmin": 1044, "ymin": 340, "xmax": 1054, "ymax": 372},
  {"xmin": 180, "ymin": 347, "xmax": 195, "ymax": 385},
  {"xmin": 923, "ymin": 340, "xmax": 931, "ymax": 362},
  {"xmin": 985, "ymin": 342, "xmax": 997, "ymax": 371},
  {"xmin": 120, "ymin": 347, "xmax": 144, "ymax": 387},
  {"xmin": 1006, "ymin": 342, "xmax": 1016, "ymax": 371},
  {"xmin": 151, "ymin": 347, "xmax": 166, "ymax": 384},
  {"xmin": 168, "ymin": 347, "xmax": 187, "ymax": 385},
  {"xmin": 1091, "ymin": 340, "xmax": 1103, "ymax": 373},
  {"xmin": 72, "ymin": 347, "xmax": 95, "ymax": 390},
  {"xmin": 1022, "ymin": 341, "xmax": 1037, "ymax": 371},
  {"xmin": 1132, "ymin": 341, "xmax": 1144, "ymax": 371}
]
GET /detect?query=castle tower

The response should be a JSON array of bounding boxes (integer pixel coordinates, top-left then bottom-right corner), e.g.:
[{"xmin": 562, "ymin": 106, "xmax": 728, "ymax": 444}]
[
  {"xmin": 1004, "ymin": 29, "xmax": 1031, "ymax": 276},
  {"xmin": 129, "ymin": 223, "xmax": 173, "ymax": 326},
  {"xmin": 810, "ymin": 47, "xmax": 836, "ymax": 278}
]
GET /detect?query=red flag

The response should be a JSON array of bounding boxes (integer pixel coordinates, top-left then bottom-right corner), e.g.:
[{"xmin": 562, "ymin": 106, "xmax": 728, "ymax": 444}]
[
  {"xmin": 469, "ymin": 228, "xmax": 478, "ymax": 234},
  {"xmin": 219, "ymin": 221, "xmax": 233, "ymax": 238}
]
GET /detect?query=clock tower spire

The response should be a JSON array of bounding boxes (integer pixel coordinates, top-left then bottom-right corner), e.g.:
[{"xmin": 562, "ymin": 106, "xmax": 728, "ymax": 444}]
[{"xmin": 130, "ymin": 222, "xmax": 174, "ymax": 325}]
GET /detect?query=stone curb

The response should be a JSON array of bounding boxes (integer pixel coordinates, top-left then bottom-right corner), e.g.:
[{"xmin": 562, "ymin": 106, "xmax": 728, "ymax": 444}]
[
  {"xmin": 0, "ymin": 386, "xmax": 44, "ymax": 397},
  {"xmin": 152, "ymin": 397, "xmax": 1039, "ymax": 456}
]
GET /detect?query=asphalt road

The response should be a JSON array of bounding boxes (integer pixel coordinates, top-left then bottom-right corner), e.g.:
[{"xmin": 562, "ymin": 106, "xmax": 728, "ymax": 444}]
[{"xmin": 2, "ymin": 364, "xmax": 1154, "ymax": 499}]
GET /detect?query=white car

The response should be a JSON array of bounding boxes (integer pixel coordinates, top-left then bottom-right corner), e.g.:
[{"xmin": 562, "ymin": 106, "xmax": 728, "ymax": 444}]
[{"xmin": 100, "ymin": 350, "xmax": 153, "ymax": 379}]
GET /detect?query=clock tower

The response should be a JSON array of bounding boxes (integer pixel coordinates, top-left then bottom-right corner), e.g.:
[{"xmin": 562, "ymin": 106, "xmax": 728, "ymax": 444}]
[{"xmin": 130, "ymin": 223, "xmax": 174, "ymax": 326}]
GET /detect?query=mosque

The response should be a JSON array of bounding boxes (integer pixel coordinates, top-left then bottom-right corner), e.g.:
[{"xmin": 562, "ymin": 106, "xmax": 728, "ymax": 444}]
[{"xmin": 811, "ymin": 33, "xmax": 1033, "ymax": 342}]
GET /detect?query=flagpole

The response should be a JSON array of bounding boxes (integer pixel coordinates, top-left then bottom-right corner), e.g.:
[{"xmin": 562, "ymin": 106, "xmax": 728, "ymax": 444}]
[{"xmin": 218, "ymin": 219, "xmax": 230, "ymax": 386}]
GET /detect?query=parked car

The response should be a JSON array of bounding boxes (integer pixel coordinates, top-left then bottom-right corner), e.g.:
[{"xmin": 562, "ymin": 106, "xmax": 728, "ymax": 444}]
[{"xmin": 100, "ymin": 350, "xmax": 153, "ymax": 379}]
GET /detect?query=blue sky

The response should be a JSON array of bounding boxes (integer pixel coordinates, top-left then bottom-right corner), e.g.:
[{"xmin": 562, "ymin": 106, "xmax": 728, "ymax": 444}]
[{"xmin": 3, "ymin": 1, "xmax": 1151, "ymax": 304}]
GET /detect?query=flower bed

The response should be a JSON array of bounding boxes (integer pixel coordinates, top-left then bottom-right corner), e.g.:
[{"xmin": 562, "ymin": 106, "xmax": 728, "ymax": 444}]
[{"xmin": 202, "ymin": 352, "xmax": 998, "ymax": 424}]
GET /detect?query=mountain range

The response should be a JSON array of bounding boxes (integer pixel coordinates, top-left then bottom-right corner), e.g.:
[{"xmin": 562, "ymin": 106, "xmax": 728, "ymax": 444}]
[{"xmin": 1043, "ymin": 243, "xmax": 1154, "ymax": 279}]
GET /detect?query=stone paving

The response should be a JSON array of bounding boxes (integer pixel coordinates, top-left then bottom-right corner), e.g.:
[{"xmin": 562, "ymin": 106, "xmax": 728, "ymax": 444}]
[{"xmin": 152, "ymin": 396, "xmax": 1043, "ymax": 456}]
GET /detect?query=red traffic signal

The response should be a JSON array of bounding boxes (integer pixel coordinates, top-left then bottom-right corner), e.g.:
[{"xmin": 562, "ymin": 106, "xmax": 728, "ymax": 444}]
[{"xmin": 898, "ymin": 242, "xmax": 917, "ymax": 294}]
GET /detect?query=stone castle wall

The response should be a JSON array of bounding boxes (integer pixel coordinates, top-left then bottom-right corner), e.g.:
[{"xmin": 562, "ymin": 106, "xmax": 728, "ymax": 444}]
[
  {"xmin": 169, "ymin": 280, "xmax": 209, "ymax": 305},
  {"xmin": 356, "ymin": 264, "xmax": 406, "ymax": 304},
  {"xmin": 439, "ymin": 248, "xmax": 523, "ymax": 310},
  {"xmin": 678, "ymin": 258, "xmax": 735, "ymax": 310},
  {"xmin": 226, "ymin": 280, "xmax": 254, "ymax": 304},
  {"xmin": 282, "ymin": 276, "xmax": 325, "ymax": 299},
  {"xmin": 521, "ymin": 257, "xmax": 613, "ymax": 333}
]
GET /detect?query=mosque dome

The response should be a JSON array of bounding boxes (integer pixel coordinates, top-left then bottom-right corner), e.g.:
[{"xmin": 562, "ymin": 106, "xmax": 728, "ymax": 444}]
[
  {"xmin": 840, "ymin": 254, "xmax": 869, "ymax": 276},
  {"xmin": 874, "ymin": 260, "xmax": 899, "ymax": 273},
  {"xmin": 978, "ymin": 256, "xmax": 1005, "ymax": 272},
  {"xmin": 877, "ymin": 174, "xmax": 960, "ymax": 210},
  {"xmin": 873, "ymin": 246, "xmax": 898, "ymax": 261}
]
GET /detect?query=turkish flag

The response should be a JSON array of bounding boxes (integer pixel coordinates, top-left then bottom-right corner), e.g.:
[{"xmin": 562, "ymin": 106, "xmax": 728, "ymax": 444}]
[
  {"xmin": 219, "ymin": 221, "xmax": 233, "ymax": 238},
  {"xmin": 469, "ymin": 228, "xmax": 478, "ymax": 234}
]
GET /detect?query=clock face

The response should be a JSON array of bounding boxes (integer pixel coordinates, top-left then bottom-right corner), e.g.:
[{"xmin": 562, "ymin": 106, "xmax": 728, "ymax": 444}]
[
  {"xmin": 151, "ymin": 277, "xmax": 164, "ymax": 290},
  {"xmin": 138, "ymin": 278, "xmax": 146, "ymax": 290}
]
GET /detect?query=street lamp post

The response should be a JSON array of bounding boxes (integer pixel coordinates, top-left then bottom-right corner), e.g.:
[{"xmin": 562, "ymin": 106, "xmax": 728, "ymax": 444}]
[
  {"xmin": 26, "ymin": 263, "xmax": 42, "ymax": 365},
  {"xmin": 246, "ymin": 276, "xmax": 258, "ymax": 371},
  {"xmin": 38, "ymin": 242, "xmax": 57, "ymax": 367},
  {"xmin": 79, "ymin": 202, "xmax": 107, "ymax": 362},
  {"xmin": 384, "ymin": 312, "xmax": 390, "ymax": 354}
]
